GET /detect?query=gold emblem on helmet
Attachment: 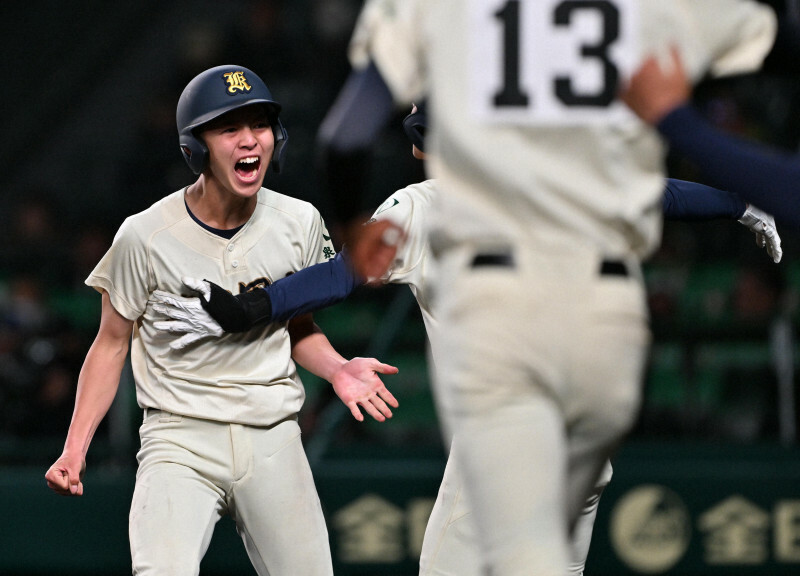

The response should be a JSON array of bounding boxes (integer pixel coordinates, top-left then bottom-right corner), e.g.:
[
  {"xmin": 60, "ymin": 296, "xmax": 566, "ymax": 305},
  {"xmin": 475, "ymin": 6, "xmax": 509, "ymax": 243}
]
[{"xmin": 223, "ymin": 71, "xmax": 252, "ymax": 94}]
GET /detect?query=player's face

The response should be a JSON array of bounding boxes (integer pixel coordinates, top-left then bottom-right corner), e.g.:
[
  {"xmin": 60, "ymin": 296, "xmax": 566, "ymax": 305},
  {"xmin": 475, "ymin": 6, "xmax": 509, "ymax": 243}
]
[{"xmin": 201, "ymin": 105, "xmax": 275, "ymax": 198}]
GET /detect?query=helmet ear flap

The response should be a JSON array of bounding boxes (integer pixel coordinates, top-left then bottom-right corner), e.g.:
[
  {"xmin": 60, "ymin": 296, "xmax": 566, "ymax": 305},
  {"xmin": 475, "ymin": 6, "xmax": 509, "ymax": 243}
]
[
  {"xmin": 402, "ymin": 101, "xmax": 427, "ymax": 152},
  {"xmin": 179, "ymin": 132, "xmax": 208, "ymax": 175},
  {"xmin": 270, "ymin": 119, "xmax": 288, "ymax": 174}
]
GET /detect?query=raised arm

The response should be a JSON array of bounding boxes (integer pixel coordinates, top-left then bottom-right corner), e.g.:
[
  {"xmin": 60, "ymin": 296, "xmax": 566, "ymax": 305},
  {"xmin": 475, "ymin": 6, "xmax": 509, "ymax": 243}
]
[
  {"xmin": 317, "ymin": 61, "xmax": 398, "ymax": 241},
  {"xmin": 45, "ymin": 291, "xmax": 133, "ymax": 496}
]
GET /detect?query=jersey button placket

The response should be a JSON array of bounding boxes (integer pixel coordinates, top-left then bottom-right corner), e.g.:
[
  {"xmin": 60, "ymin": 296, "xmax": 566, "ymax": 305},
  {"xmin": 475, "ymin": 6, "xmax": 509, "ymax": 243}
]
[{"xmin": 224, "ymin": 242, "xmax": 244, "ymax": 273}]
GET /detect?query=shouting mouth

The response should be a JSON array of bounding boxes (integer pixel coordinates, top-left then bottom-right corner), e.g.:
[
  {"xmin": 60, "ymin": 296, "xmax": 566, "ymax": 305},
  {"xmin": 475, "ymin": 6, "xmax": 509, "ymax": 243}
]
[{"xmin": 235, "ymin": 156, "xmax": 261, "ymax": 180}]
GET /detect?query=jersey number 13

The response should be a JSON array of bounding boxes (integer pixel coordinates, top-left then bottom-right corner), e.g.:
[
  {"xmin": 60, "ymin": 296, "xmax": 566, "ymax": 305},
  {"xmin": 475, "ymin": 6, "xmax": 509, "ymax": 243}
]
[{"xmin": 469, "ymin": 0, "xmax": 639, "ymax": 125}]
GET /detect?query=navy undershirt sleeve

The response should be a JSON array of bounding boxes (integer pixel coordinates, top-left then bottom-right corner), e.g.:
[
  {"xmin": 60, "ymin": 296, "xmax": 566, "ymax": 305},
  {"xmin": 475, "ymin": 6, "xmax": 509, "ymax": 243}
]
[
  {"xmin": 662, "ymin": 178, "xmax": 745, "ymax": 221},
  {"xmin": 658, "ymin": 105, "xmax": 800, "ymax": 228},
  {"xmin": 263, "ymin": 251, "xmax": 364, "ymax": 322},
  {"xmin": 316, "ymin": 61, "xmax": 396, "ymax": 225},
  {"xmin": 317, "ymin": 61, "xmax": 396, "ymax": 153}
]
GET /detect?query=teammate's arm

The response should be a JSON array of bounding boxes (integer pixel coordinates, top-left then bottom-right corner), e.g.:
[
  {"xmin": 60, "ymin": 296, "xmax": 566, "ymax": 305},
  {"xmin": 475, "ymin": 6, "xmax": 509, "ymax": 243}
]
[
  {"xmin": 287, "ymin": 313, "xmax": 399, "ymax": 423},
  {"xmin": 263, "ymin": 251, "xmax": 363, "ymax": 321},
  {"xmin": 348, "ymin": 219, "xmax": 404, "ymax": 281},
  {"xmin": 662, "ymin": 179, "xmax": 744, "ymax": 220},
  {"xmin": 318, "ymin": 61, "xmax": 398, "ymax": 239},
  {"xmin": 659, "ymin": 105, "xmax": 800, "ymax": 229},
  {"xmin": 45, "ymin": 291, "xmax": 133, "ymax": 496},
  {"xmin": 318, "ymin": 61, "xmax": 396, "ymax": 156},
  {"xmin": 622, "ymin": 47, "xmax": 800, "ymax": 229},
  {"xmin": 662, "ymin": 178, "xmax": 782, "ymax": 262},
  {"xmin": 151, "ymin": 251, "xmax": 363, "ymax": 349}
]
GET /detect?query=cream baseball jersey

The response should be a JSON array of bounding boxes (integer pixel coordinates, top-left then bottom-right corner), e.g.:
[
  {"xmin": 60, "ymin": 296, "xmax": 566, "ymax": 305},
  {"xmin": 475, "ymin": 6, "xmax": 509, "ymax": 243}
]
[
  {"xmin": 351, "ymin": 0, "xmax": 777, "ymax": 259},
  {"xmin": 87, "ymin": 188, "xmax": 335, "ymax": 426},
  {"xmin": 371, "ymin": 180, "xmax": 438, "ymax": 337}
]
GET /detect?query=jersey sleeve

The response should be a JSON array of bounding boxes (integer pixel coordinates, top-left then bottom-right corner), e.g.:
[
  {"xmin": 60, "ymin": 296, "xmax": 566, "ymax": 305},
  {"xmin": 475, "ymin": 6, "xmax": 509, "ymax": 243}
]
[
  {"xmin": 633, "ymin": 1, "xmax": 776, "ymax": 89},
  {"xmin": 690, "ymin": 0, "xmax": 778, "ymax": 78},
  {"xmin": 85, "ymin": 217, "xmax": 152, "ymax": 321},
  {"xmin": 303, "ymin": 208, "xmax": 337, "ymax": 268},
  {"xmin": 369, "ymin": 184, "xmax": 432, "ymax": 286},
  {"xmin": 347, "ymin": 0, "xmax": 428, "ymax": 105}
]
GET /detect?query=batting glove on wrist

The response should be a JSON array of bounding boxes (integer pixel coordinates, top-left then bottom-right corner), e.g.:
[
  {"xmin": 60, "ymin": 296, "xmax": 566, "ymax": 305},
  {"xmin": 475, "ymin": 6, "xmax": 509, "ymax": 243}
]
[
  {"xmin": 182, "ymin": 276, "xmax": 273, "ymax": 333},
  {"xmin": 738, "ymin": 204, "xmax": 782, "ymax": 263},
  {"xmin": 151, "ymin": 290, "xmax": 224, "ymax": 350}
]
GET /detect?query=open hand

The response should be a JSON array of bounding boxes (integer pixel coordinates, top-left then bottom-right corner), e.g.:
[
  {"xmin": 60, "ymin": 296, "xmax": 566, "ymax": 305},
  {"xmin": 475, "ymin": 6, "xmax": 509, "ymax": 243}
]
[{"xmin": 331, "ymin": 357, "xmax": 399, "ymax": 422}]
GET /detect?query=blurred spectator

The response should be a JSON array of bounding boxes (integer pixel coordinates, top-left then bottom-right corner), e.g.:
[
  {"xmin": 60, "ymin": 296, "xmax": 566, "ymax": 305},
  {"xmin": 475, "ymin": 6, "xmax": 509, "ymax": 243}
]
[
  {"xmin": 118, "ymin": 91, "xmax": 189, "ymax": 217},
  {"xmin": 711, "ymin": 259, "xmax": 789, "ymax": 442},
  {"xmin": 0, "ymin": 192, "xmax": 72, "ymax": 286},
  {"xmin": 0, "ymin": 322, "xmax": 36, "ymax": 433},
  {"xmin": 220, "ymin": 0, "xmax": 298, "ymax": 79},
  {"xmin": 70, "ymin": 226, "xmax": 113, "ymax": 288},
  {"xmin": 309, "ymin": 0, "xmax": 362, "ymax": 87},
  {"xmin": 0, "ymin": 274, "xmax": 89, "ymax": 438},
  {"xmin": 730, "ymin": 258, "xmax": 789, "ymax": 324},
  {"xmin": 2, "ymin": 275, "xmax": 51, "ymax": 334}
]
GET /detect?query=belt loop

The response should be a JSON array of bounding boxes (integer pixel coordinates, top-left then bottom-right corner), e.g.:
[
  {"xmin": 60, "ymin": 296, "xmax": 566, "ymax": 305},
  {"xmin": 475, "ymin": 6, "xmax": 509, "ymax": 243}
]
[
  {"xmin": 600, "ymin": 259, "xmax": 628, "ymax": 277},
  {"xmin": 470, "ymin": 249, "xmax": 515, "ymax": 268}
]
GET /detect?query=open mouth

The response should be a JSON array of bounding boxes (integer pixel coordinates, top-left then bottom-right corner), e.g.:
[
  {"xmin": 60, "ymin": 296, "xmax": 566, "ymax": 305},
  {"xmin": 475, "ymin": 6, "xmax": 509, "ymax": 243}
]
[{"xmin": 235, "ymin": 156, "xmax": 261, "ymax": 179}]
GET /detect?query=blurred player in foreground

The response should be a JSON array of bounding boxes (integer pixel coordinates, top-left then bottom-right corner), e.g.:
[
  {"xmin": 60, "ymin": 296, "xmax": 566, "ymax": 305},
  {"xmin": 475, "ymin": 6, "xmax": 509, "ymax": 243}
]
[
  {"xmin": 153, "ymin": 102, "xmax": 780, "ymax": 575},
  {"xmin": 44, "ymin": 64, "xmax": 398, "ymax": 576},
  {"xmin": 341, "ymin": 1, "xmax": 785, "ymax": 574}
]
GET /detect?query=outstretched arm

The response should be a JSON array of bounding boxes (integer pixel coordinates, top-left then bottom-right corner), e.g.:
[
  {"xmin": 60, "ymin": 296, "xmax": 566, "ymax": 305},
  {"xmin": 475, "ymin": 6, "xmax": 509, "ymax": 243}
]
[
  {"xmin": 622, "ymin": 47, "xmax": 800, "ymax": 229},
  {"xmin": 662, "ymin": 179, "xmax": 744, "ymax": 221},
  {"xmin": 288, "ymin": 313, "xmax": 399, "ymax": 423},
  {"xmin": 267, "ymin": 251, "xmax": 363, "ymax": 321},
  {"xmin": 152, "ymin": 251, "xmax": 363, "ymax": 349},
  {"xmin": 657, "ymin": 105, "xmax": 800, "ymax": 230},
  {"xmin": 662, "ymin": 179, "xmax": 782, "ymax": 263}
]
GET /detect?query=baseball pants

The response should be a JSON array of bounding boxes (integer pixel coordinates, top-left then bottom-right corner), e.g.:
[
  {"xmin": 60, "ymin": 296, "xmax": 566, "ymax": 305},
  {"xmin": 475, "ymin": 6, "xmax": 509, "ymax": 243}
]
[
  {"xmin": 431, "ymin": 243, "xmax": 649, "ymax": 576},
  {"xmin": 420, "ymin": 436, "xmax": 614, "ymax": 576},
  {"xmin": 129, "ymin": 410, "xmax": 333, "ymax": 576}
]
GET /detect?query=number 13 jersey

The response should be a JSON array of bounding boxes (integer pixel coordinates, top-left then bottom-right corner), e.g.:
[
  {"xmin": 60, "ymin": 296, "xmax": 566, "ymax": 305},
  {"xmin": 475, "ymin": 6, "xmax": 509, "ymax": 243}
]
[{"xmin": 351, "ymin": 0, "xmax": 777, "ymax": 259}]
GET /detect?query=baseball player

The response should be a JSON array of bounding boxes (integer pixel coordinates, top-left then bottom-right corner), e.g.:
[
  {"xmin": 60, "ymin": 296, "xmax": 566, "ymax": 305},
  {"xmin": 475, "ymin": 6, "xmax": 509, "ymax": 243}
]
[
  {"xmin": 43, "ymin": 64, "xmax": 399, "ymax": 576},
  {"xmin": 151, "ymin": 103, "xmax": 781, "ymax": 576},
  {"xmin": 343, "ymin": 1, "xmax": 783, "ymax": 574},
  {"xmin": 622, "ymin": 45, "xmax": 800, "ymax": 228}
]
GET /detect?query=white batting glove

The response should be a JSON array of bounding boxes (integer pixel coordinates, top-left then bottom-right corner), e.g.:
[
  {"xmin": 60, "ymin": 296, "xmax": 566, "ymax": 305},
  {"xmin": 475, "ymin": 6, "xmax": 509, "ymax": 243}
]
[
  {"xmin": 151, "ymin": 284, "xmax": 222, "ymax": 350},
  {"xmin": 738, "ymin": 204, "xmax": 782, "ymax": 263},
  {"xmin": 182, "ymin": 276, "xmax": 212, "ymax": 302}
]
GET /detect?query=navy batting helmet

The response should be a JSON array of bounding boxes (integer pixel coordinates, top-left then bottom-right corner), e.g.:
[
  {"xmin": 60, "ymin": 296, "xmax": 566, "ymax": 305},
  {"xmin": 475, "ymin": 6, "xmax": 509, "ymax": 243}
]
[
  {"xmin": 176, "ymin": 65, "xmax": 288, "ymax": 175},
  {"xmin": 402, "ymin": 100, "xmax": 427, "ymax": 152}
]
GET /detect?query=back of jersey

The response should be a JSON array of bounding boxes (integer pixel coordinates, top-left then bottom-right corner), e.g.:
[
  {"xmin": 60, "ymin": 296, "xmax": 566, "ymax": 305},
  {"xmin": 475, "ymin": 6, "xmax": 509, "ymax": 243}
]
[{"xmin": 409, "ymin": 0, "xmax": 776, "ymax": 259}]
